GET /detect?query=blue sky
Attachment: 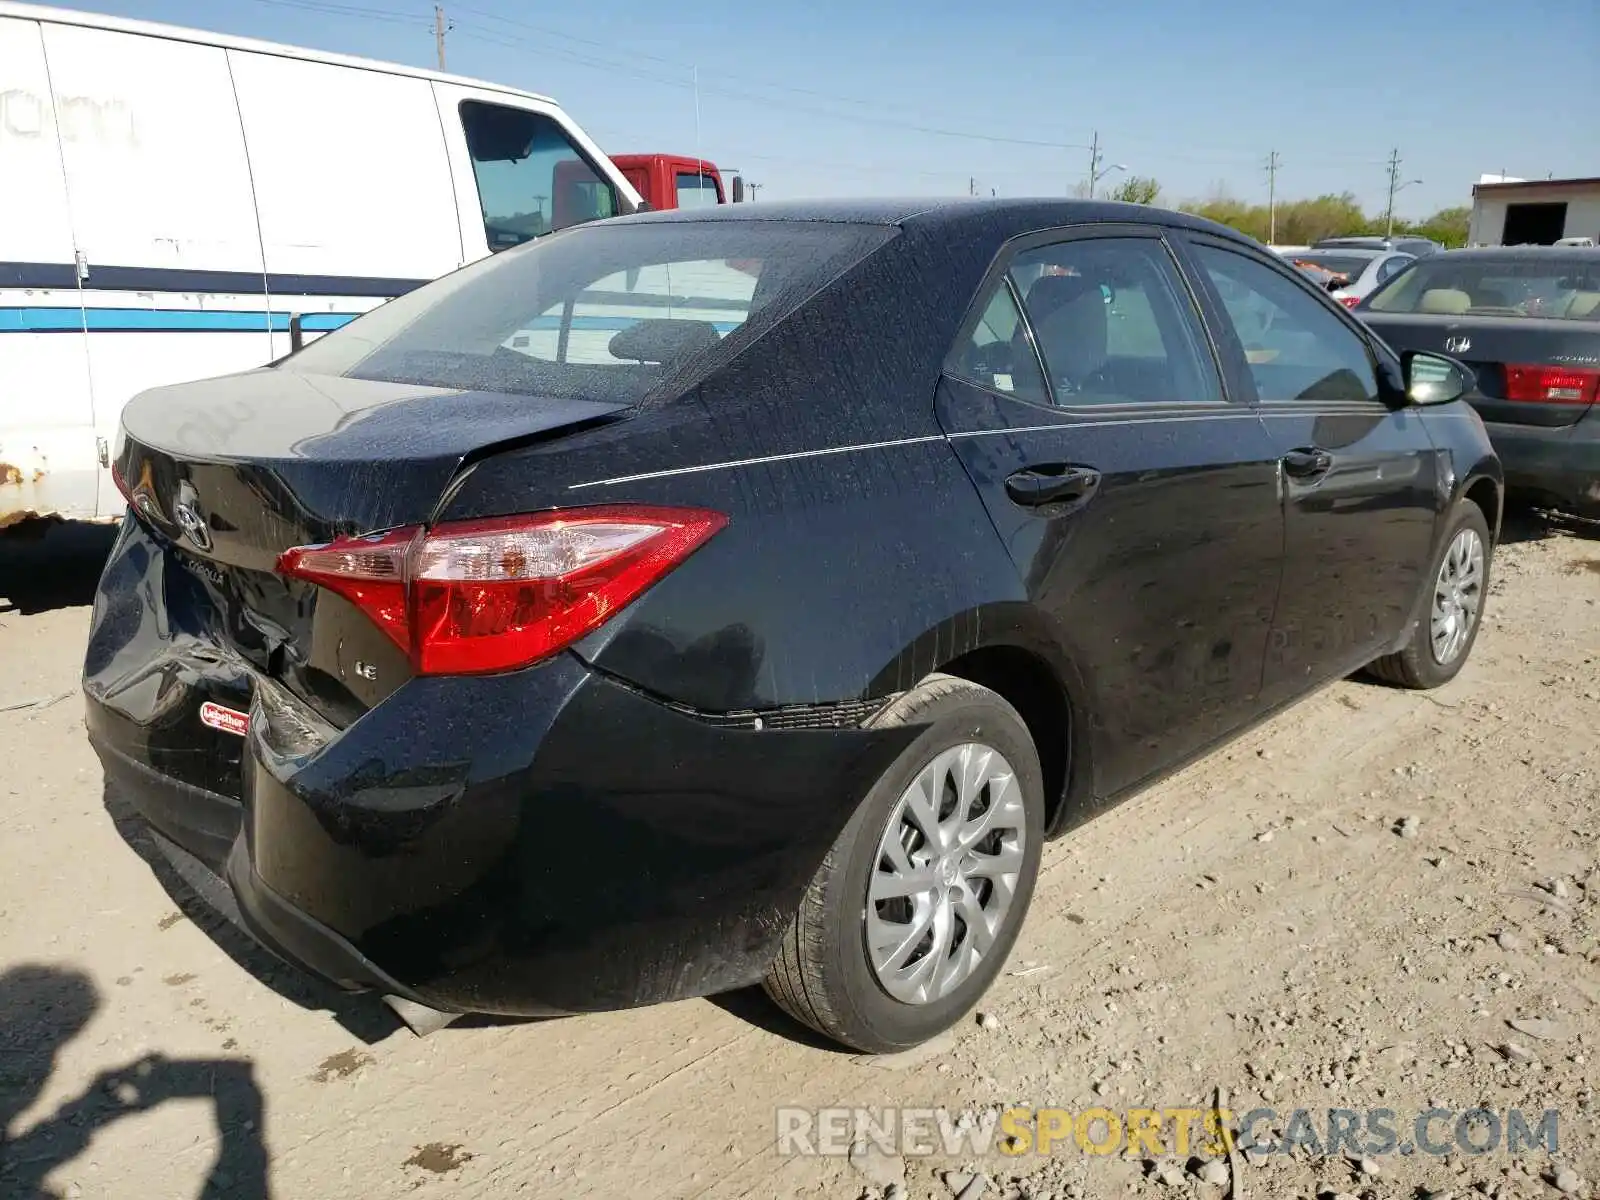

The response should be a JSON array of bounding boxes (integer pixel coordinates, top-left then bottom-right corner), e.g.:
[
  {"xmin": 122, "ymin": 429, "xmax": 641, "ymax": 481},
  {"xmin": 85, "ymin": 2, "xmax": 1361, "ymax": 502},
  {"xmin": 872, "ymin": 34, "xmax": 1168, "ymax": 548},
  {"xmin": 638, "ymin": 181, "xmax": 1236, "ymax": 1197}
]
[{"xmin": 78, "ymin": 0, "xmax": 1599, "ymax": 217}]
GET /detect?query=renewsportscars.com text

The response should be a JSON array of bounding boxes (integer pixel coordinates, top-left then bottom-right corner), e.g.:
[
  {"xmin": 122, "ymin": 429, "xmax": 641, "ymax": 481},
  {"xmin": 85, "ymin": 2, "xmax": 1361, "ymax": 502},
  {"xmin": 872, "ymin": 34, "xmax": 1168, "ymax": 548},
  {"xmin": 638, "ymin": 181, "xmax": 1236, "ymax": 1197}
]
[{"xmin": 776, "ymin": 1105, "xmax": 1560, "ymax": 1159}]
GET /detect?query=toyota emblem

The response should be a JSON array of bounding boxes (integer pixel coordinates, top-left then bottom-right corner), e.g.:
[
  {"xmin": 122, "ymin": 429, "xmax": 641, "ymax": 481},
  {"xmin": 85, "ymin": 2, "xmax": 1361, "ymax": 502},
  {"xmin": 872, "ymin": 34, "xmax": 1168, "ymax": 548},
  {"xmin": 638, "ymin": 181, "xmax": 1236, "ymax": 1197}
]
[
  {"xmin": 1444, "ymin": 335, "xmax": 1472, "ymax": 354},
  {"xmin": 173, "ymin": 484, "xmax": 213, "ymax": 552}
]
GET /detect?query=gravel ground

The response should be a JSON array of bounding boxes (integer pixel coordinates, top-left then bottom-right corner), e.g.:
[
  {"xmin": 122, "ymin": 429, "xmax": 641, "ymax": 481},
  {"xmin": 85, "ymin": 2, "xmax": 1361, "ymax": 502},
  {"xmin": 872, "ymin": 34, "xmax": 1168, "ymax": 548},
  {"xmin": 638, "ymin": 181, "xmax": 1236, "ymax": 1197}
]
[{"xmin": 0, "ymin": 515, "xmax": 1596, "ymax": 1200}]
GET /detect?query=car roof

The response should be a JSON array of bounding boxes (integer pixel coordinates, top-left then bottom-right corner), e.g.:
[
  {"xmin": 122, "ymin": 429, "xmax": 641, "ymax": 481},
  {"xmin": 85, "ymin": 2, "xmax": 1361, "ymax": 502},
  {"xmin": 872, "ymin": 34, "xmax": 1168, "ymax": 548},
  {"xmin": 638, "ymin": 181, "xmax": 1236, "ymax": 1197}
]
[
  {"xmin": 613, "ymin": 196, "xmax": 1260, "ymax": 245},
  {"xmin": 1427, "ymin": 246, "xmax": 1600, "ymax": 260}
]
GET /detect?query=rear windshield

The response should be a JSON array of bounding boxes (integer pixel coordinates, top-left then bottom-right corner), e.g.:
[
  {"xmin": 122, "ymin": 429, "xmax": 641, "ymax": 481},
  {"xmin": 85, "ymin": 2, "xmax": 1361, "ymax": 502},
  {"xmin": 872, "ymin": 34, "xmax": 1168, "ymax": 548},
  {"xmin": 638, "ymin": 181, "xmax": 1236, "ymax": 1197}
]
[
  {"xmin": 1366, "ymin": 255, "xmax": 1600, "ymax": 319},
  {"xmin": 283, "ymin": 220, "xmax": 895, "ymax": 403},
  {"xmin": 1287, "ymin": 254, "xmax": 1372, "ymax": 278}
]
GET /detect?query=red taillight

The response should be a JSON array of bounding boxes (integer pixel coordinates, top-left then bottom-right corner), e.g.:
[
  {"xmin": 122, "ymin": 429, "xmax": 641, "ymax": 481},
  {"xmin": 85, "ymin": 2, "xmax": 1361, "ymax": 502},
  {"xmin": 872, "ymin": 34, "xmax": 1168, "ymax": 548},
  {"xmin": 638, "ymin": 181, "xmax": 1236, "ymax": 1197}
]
[
  {"xmin": 1338, "ymin": 295, "xmax": 1361, "ymax": 309},
  {"xmin": 277, "ymin": 506, "xmax": 727, "ymax": 675},
  {"xmin": 1503, "ymin": 363, "xmax": 1600, "ymax": 406}
]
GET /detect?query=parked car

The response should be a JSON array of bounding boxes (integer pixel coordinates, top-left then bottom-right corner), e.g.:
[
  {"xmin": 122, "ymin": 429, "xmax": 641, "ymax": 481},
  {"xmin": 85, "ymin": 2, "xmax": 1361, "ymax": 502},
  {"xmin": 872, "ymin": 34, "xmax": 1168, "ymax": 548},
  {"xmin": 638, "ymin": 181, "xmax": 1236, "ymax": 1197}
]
[
  {"xmin": 1357, "ymin": 246, "xmax": 1600, "ymax": 516},
  {"xmin": 1283, "ymin": 249, "xmax": 1416, "ymax": 307},
  {"xmin": 85, "ymin": 199, "xmax": 1502, "ymax": 1053},
  {"xmin": 1315, "ymin": 234, "xmax": 1444, "ymax": 258},
  {"xmin": 0, "ymin": 2, "xmax": 639, "ymax": 528}
]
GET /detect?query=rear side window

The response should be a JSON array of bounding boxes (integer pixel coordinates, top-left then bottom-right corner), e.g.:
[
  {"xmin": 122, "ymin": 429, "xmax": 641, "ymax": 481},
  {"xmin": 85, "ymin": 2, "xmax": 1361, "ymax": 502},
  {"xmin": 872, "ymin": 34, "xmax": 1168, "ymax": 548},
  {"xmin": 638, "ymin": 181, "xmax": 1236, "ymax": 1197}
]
[
  {"xmin": 1192, "ymin": 244, "xmax": 1380, "ymax": 404},
  {"xmin": 948, "ymin": 281, "xmax": 1050, "ymax": 403},
  {"xmin": 459, "ymin": 101, "xmax": 617, "ymax": 249},
  {"xmin": 283, "ymin": 220, "xmax": 895, "ymax": 405},
  {"xmin": 1007, "ymin": 238, "xmax": 1222, "ymax": 406}
]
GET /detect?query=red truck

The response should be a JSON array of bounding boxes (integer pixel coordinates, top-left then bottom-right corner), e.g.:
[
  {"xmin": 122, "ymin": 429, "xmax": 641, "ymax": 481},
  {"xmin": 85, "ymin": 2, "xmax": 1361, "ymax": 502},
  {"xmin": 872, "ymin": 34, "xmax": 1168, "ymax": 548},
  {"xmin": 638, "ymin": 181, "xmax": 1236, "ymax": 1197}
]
[
  {"xmin": 553, "ymin": 153, "xmax": 744, "ymax": 227},
  {"xmin": 613, "ymin": 153, "xmax": 744, "ymax": 210}
]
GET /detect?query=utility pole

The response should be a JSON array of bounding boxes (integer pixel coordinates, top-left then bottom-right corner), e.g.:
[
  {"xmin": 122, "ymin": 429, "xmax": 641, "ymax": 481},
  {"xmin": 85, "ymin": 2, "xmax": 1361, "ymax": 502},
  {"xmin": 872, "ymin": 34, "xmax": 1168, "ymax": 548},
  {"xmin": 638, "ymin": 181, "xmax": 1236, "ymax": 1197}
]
[
  {"xmin": 969, "ymin": 176, "xmax": 976, "ymax": 197},
  {"xmin": 745, "ymin": 182, "xmax": 762, "ymax": 202},
  {"xmin": 1086, "ymin": 130, "xmax": 1101, "ymax": 199},
  {"xmin": 1384, "ymin": 147, "xmax": 1401, "ymax": 238},
  {"xmin": 434, "ymin": 5, "xmax": 447, "ymax": 71},
  {"xmin": 1265, "ymin": 150, "xmax": 1281, "ymax": 244}
]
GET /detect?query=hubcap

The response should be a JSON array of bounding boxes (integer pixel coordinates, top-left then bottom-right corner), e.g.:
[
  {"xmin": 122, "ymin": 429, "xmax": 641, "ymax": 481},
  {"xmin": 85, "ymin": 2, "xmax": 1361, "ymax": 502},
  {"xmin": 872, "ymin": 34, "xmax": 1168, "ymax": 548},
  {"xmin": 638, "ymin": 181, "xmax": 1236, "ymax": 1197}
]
[
  {"xmin": 1430, "ymin": 527, "xmax": 1484, "ymax": 666},
  {"xmin": 865, "ymin": 743, "xmax": 1026, "ymax": 1005}
]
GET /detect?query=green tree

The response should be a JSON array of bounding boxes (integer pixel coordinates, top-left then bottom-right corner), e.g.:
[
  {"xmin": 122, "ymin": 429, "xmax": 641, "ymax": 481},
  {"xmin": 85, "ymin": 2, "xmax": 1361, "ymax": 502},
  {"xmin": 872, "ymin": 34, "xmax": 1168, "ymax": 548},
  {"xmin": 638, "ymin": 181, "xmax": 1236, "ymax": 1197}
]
[
  {"xmin": 1396, "ymin": 206, "xmax": 1471, "ymax": 248},
  {"xmin": 1179, "ymin": 191, "xmax": 1374, "ymax": 245},
  {"xmin": 1108, "ymin": 175, "xmax": 1162, "ymax": 205}
]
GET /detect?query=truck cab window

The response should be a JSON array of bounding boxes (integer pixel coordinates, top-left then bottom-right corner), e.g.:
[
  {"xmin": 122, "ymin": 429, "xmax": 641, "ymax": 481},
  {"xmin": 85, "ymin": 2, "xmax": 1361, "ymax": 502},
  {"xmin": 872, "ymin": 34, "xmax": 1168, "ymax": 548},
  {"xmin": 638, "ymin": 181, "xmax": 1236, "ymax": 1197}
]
[
  {"xmin": 459, "ymin": 101, "xmax": 616, "ymax": 250},
  {"xmin": 676, "ymin": 172, "xmax": 721, "ymax": 209}
]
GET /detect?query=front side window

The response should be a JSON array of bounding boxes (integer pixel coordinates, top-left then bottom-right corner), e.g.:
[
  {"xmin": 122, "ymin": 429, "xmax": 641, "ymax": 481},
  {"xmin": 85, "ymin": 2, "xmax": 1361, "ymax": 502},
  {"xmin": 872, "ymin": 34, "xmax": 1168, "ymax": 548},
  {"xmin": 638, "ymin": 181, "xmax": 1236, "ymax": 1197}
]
[
  {"xmin": 282, "ymin": 220, "xmax": 895, "ymax": 405},
  {"xmin": 1191, "ymin": 244, "xmax": 1380, "ymax": 404},
  {"xmin": 459, "ymin": 101, "xmax": 617, "ymax": 251},
  {"xmin": 1007, "ymin": 237, "xmax": 1222, "ymax": 405},
  {"xmin": 675, "ymin": 172, "xmax": 721, "ymax": 209}
]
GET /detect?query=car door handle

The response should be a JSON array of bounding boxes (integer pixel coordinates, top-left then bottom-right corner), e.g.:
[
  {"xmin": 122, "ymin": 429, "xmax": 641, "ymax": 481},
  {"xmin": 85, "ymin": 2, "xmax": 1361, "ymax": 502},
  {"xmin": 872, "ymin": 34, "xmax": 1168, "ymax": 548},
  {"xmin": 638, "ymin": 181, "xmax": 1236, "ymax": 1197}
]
[
  {"xmin": 1005, "ymin": 464, "xmax": 1102, "ymax": 508},
  {"xmin": 1282, "ymin": 448, "xmax": 1333, "ymax": 479}
]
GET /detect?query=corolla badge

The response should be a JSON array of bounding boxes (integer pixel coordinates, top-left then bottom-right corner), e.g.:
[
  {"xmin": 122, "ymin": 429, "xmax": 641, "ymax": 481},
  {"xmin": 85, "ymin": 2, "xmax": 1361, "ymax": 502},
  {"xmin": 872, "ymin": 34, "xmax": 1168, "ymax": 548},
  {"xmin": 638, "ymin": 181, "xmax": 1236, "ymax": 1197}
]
[
  {"xmin": 1444, "ymin": 335, "xmax": 1472, "ymax": 354},
  {"xmin": 172, "ymin": 484, "xmax": 213, "ymax": 552}
]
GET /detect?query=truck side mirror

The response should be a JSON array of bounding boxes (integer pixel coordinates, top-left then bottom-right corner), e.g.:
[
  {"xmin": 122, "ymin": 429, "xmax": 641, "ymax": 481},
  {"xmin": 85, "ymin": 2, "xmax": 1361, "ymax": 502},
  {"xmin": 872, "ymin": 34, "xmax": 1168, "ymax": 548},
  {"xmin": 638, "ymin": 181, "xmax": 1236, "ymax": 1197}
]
[{"xmin": 731, "ymin": 176, "xmax": 745, "ymax": 203}]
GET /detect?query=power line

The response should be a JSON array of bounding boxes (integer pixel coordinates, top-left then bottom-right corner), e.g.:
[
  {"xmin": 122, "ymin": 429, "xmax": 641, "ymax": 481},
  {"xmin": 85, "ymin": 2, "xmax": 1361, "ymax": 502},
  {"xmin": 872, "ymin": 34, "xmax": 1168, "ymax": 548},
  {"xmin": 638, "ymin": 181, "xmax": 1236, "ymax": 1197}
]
[
  {"xmin": 222, "ymin": 0, "xmax": 1415, "ymax": 181},
  {"xmin": 452, "ymin": 17, "xmax": 1095, "ymax": 151}
]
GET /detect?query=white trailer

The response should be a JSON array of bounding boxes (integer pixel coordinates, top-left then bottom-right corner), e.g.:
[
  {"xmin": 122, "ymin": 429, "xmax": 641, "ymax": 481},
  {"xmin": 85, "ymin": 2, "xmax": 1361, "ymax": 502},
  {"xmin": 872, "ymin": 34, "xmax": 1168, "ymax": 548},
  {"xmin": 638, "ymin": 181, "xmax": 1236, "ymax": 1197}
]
[{"xmin": 0, "ymin": 2, "xmax": 641, "ymax": 525}]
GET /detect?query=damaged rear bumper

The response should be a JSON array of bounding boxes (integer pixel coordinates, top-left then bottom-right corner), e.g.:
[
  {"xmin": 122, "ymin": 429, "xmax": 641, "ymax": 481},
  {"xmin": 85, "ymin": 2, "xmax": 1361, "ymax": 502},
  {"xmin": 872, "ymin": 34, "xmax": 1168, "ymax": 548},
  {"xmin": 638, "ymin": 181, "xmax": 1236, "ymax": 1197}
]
[{"xmin": 86, "ymin": 525, "xmax": 913, "ymax": 1014}]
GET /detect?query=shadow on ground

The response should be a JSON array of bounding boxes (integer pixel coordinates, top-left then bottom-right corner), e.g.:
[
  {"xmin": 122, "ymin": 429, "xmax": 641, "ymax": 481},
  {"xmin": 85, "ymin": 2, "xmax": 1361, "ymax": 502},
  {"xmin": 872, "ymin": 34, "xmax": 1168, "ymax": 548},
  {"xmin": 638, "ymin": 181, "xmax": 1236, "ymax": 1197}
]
[
  {"xmin": 102, "ymin": 782, "xmax": 401, "ymax": 1046},
  {"xmin": 0, "ymin": 519, "xmax": 118, "ymax": 615},
  {"xmin": 1499, "ymin": 505, "xmax": 1600, "ymax": 545},
  {"xmin": 0, "ymin": 964, "xmax": 273, "ymax": 1199}
]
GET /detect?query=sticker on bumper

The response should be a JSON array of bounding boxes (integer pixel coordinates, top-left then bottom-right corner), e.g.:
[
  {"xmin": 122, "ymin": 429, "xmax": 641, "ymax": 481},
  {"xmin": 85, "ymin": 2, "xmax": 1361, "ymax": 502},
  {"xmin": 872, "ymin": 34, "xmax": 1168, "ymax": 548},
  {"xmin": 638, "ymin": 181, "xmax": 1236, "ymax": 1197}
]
[{"xmin": 199, "ymin": 701, "xmax": 250, "ymax": 737}]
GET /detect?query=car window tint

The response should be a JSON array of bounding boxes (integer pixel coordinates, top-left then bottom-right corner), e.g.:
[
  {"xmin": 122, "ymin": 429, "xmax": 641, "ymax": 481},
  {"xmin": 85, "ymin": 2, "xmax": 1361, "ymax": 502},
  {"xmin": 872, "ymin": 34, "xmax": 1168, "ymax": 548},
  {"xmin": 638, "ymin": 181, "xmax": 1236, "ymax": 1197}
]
[
  {"xmin": 948, "ymin": 279, "xmax": 1049, "ymax": 403},
  {"xmin": 459, "ymin": 101, "xmax": 617, "ymax": 250},
  {"xmin": 1008, "ymin": 238, "xmax": 1221, "ymax": 406},
  {"xmin": 1191, "ymin": 244, "xmax": 1380, "ymax": 404}
]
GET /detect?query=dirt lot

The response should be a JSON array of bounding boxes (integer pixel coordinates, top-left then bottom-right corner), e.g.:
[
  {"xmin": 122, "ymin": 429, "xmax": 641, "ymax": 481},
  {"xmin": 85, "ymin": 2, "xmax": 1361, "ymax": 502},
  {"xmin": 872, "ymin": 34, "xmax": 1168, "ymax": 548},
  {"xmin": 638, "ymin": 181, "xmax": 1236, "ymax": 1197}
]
[{"xmin": 1, "ymin": 517, "xmax": 1597, "ymax": 1200}]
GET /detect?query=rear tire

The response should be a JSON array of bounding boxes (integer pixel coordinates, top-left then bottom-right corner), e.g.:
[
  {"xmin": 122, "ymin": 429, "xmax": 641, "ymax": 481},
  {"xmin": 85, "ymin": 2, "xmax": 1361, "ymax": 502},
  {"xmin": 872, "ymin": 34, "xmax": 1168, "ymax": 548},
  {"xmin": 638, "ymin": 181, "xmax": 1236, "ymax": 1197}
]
[
  {"xmin": 1367, "ymin": 501, "xmax": 1492, "ymax": 689},
  {"xmin": 763, "ymin": 674, "xmax": 1045, "ymax": 1053}
]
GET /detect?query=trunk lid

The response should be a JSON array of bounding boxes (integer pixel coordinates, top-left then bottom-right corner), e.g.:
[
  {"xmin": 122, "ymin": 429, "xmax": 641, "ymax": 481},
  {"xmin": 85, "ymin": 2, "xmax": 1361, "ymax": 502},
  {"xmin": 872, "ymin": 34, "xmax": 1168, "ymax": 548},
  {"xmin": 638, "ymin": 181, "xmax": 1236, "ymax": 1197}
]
[
  {"xmin": 1359, "ymin": 312, "xmax": 1600, "ymax": 428},
  {"xmin": 115, "ymin": 368, "xmax": 629, "ymax": 724}
]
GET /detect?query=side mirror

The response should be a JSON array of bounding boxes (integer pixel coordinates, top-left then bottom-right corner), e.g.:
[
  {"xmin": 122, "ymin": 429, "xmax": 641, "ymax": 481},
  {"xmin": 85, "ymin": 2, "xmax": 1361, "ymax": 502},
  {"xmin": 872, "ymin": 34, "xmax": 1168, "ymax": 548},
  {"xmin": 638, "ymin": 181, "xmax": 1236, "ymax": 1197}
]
[{"xmin": 1403, "ymin": 350, "xmax": 1474, "ymax": 406}]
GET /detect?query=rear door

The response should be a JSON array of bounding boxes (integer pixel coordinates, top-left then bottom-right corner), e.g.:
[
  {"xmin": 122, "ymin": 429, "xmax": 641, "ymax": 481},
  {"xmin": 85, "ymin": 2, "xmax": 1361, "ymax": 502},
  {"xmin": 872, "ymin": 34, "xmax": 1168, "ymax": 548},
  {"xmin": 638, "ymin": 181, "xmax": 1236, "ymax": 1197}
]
[
  {"xmin": 40, "ymin": 22, "xmax": 272, "ymax": 516},
  {"xmin": 937, "ymin": 226, "xmax": 1284, "ymax": 798},
  {"xmin": 0, "ymin": 15, "xmax": 96, "ymax": 522},
  {"xmin": 1179, "ymin": 235, "xmax": 1443, "ymax": 704},
  {"xmin": 228, "ymin": 51, "xmax": 462, "ymax": 356}
]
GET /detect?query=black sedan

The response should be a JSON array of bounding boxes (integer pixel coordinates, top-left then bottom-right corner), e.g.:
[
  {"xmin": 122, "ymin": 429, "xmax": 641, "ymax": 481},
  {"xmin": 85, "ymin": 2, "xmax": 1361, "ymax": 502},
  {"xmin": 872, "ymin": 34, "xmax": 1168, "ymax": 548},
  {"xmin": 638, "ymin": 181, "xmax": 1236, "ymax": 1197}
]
[
  {"xmin": 85, "ymin": 199, "xmax": 1501, "ymax": 1053},
  {"xmin": 1357, "ymin": 246, "xmax": 1600, "ymax": 516}
]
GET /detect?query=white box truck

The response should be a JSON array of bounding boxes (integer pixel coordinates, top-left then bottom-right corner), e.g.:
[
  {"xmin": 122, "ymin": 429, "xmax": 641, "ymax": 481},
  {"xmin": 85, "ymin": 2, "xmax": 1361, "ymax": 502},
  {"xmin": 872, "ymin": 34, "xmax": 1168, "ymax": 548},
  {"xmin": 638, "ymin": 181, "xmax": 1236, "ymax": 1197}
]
[{"xmin": 0, "ymin": 2, "xmax": 641, "ymax": 525}]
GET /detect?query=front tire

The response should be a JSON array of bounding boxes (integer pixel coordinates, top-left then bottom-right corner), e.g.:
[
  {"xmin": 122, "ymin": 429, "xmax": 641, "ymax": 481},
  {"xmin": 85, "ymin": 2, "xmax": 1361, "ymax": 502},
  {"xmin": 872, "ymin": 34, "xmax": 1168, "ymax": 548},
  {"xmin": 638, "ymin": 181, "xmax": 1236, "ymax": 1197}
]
[
  {"xmin": 763, "ymin": 674, "xmax": 1045, "ymax": 1052},
  {"xmin": 1367, "ymin": 501, "xmax": 1492, "ymax": 689}
]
